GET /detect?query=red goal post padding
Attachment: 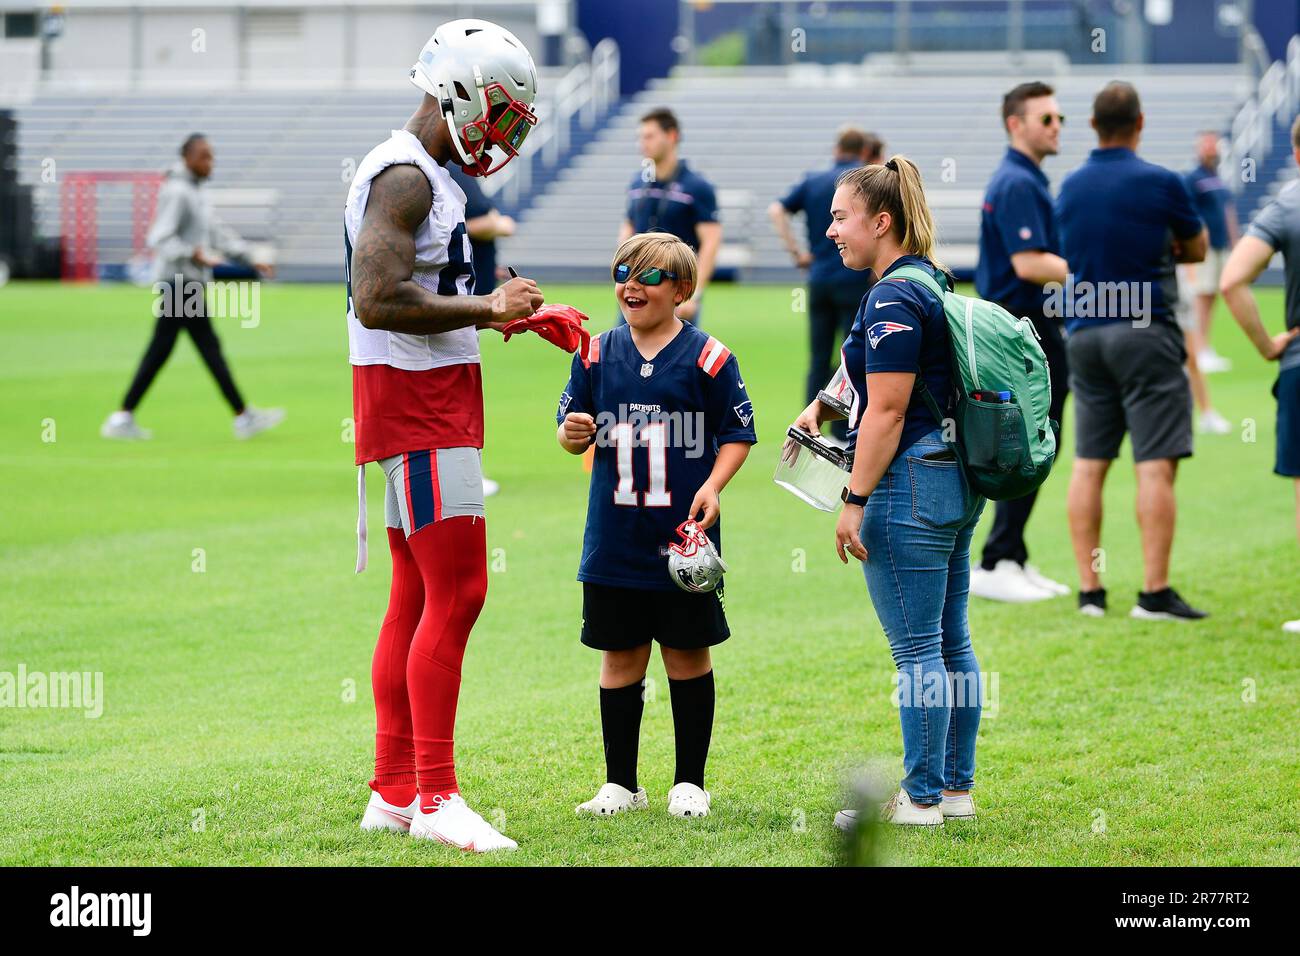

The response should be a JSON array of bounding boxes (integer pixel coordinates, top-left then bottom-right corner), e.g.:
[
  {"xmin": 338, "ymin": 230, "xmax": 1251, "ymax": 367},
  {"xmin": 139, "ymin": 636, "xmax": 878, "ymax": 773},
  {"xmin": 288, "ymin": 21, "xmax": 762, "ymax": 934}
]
[{"xmin": 60, "ymin": 171, "xmax": 164, "ymax": 281}]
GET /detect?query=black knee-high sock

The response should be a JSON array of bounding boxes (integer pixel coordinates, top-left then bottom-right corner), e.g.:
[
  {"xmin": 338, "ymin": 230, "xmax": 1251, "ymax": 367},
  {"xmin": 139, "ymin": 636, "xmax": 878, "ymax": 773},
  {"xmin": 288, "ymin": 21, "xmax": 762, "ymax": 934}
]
[
  {"xmin": 599, "ymin": 681, "xmax": 644, "ymax": 792},
  {"xmin": 669, "ymin": 671, "xmax": 715, "ymax": 788}
]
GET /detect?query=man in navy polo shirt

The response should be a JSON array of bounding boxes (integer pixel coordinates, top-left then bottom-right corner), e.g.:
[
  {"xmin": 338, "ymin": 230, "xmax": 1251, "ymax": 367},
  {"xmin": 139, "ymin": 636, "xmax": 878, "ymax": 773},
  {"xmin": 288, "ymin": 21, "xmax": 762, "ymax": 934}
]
[
  {"xmin": 970, "ymin": 81, "xmax": 1072, "ymax": 603},
  {"xmin": 1055, "ymin": 81, "xmax": 1209, "ymax": 622},
  {"xmin": 768, "ymin": 126, "xmax": 881, "ymax": 441},
  {"xmin": 620, "ymin": 107, "xmax": 721, "ymax": 325}
]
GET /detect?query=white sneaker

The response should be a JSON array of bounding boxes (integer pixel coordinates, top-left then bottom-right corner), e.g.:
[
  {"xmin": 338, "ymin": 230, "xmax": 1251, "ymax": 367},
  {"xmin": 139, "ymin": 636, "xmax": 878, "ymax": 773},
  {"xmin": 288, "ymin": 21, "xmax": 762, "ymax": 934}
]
[
  {"xmin": 576, "ymin": 782, "xmax": 648, "ymax": 816},
  {"xmin": 482, "ymin": 477, "xmax": 500, "ymax": 498},
  {"xmin": 1197, "ymin": 409, "xmax": 1233, "ymax": 435},
  {"xmin": 1198, "ymin": 348, "xmax": 1232, "ymax": 373},
  {"xmin": 940, "ymin": 793, "xmax": 976, "ymax": 819},
  {"xmin": 1283, "ymin": 619, "xmax": 1300, "ymax": 634},
  {"xmin": 233, "ymin": 406, "xmax": 285, "ymax": 440},
  {"xmin": 408, "ymin": 794, "xmax": 517, "ymax": 853},
  {"xmin": 1023, "ymin": 563, "xmax": 1070, "ymax": 597},
  {"xmin": 970, "ymin": 560, "xmax": 1054, "ymax": 603},
  {"xmin": 359, "ymin": 791, "xmax": 419, "ymax": 833},
  {"xmin": 666, "ymin": 782, "xmax": 711, "ymax": 818},
  {"xmin": 880, "ymin": 788, "xmax": 944, "ymax": 826},
  {"xmin": 100, "ymin": 411, "xmax": 151, "ymax": 441}
]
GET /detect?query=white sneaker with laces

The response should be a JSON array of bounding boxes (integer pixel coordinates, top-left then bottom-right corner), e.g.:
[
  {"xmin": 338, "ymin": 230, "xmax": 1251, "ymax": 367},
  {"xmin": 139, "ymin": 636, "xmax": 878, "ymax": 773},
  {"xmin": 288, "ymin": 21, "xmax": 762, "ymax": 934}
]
[
  {"xmin": 1197, "ymin": 348, "xmax": 1232, "ymax": 373},
  {"xmin": 940, "ymin": 793, "xmax": 976, "ymax": 819},
  {"xmin": 576, "ymin": 782, "xmax": 648, "ymax": 816},
  {"xmin": 880, "ymin": 788, "xmax": 944, "ymax": 826},
  {"xmin": 970, "ymin": 560, "xmax": 1054, "ymax": 603},
  {"xmin": 409, "ymin": 794, "xmax": 517, "ymax": 852},
  {"xmin": 1197, "ymin": 409, "xmax": 1233, "ymax": 435},
  {"xmin": 1283, "ymin": 619, "xmax": 1300, "ymax": 634},
  {"xmin": 1023, "ymin": 564, "xmax": 1070, "ymax": 596},
  {"xmin": 233, "ymin": 406, "xmax": 285, "ymax": 440},
  {"xmin": 360, "ymin": 791, "xmax": 419, "ymax": 833},
  {"xmin": 666, "ymin": 782, "xmax": 711, "ymax": 818},
  {"xmin": 100, "ymin": 411, "xmax": 152, "ymax": 441}
]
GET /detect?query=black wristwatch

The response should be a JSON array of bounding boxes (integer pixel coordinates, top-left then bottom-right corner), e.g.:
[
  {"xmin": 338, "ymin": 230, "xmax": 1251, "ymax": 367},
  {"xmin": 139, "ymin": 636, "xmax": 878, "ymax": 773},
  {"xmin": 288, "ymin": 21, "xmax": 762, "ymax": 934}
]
[{"xmin": 842, "ymin": 488, "xmax": 869, "ymax": 507}]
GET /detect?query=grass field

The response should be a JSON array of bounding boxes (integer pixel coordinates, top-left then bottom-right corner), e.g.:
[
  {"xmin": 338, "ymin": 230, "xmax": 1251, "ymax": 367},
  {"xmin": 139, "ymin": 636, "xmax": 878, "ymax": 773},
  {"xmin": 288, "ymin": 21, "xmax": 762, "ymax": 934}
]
[{"xmin": 1, "ymin": 280, "xmax": 1296, "ymax": 866}]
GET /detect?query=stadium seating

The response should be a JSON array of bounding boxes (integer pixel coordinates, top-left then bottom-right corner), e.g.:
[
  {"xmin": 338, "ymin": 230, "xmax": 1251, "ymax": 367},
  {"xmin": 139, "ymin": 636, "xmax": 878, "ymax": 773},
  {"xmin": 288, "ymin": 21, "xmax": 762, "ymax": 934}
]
[
  {"xmin": 502, "ymin": 63, "xmax": 1250, "ymax": 280},
  {"xmin": 10, "ymin": 62, "xmax": 1248, "ymax": 282}
]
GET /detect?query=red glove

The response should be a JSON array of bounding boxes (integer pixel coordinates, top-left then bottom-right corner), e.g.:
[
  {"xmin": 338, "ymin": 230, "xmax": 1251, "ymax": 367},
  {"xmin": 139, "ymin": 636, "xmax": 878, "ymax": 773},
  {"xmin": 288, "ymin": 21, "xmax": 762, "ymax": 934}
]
[{"xmin": 501, "ymin": 304, "xmax": 591, "ymax": 356}]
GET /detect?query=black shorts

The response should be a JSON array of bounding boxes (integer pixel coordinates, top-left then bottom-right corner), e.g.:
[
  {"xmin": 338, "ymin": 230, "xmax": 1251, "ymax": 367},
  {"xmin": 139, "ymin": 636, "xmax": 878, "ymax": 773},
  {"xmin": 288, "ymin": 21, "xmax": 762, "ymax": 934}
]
[
  {"xmin": 580, "ymin": 582, "xmax": 730, "ymax": 651},
  {"xmin": 1067, "ymin": 319, "xmax": 1193, "ymax": 463}
]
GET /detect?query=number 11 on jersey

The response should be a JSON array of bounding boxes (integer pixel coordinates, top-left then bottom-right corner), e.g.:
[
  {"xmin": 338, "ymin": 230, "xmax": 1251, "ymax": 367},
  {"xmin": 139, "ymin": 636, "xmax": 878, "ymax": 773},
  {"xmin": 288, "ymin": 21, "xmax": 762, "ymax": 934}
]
[{"xmin": 612, "ymin": 422, "xmax": 670, "ymax": 507}]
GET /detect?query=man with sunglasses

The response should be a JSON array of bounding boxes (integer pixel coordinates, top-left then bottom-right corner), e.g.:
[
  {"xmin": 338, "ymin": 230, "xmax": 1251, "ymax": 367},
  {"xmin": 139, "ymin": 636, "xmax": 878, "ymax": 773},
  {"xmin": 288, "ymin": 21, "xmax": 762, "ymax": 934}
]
[
  {"xmin": 345, "ymin": 19, "xmax": 546, "ymax": 853},
  {"xmin": 971, "ymin": 81, "xmax": 1072, "ymax": 604}
]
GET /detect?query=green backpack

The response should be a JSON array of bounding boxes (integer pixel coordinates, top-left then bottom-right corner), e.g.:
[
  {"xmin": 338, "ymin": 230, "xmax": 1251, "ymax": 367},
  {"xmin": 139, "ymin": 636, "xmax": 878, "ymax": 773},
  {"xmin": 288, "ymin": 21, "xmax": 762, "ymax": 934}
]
[{"xmin": 891, "ymin": 264, "xmax": 1058, "ymax": 501}]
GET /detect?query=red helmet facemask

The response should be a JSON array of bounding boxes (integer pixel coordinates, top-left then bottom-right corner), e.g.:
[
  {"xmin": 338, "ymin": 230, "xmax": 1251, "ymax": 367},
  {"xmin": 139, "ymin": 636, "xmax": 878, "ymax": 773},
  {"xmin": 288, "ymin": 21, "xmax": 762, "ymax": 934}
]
[
  {"xmin": 669, "ymin": 520, "xmax": 711, "ymax": 558},
  {"xmin": 457, "ymin": 82, "xmax": 537, "ymax": 177}
]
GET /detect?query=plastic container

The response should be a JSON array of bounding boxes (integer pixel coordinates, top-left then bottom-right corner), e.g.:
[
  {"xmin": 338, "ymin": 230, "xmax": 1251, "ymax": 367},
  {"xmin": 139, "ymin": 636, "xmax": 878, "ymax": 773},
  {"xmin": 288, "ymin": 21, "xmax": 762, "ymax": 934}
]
[{"xmin": 774, "ymin": 427, "xmax": 852, "ymax": 512}]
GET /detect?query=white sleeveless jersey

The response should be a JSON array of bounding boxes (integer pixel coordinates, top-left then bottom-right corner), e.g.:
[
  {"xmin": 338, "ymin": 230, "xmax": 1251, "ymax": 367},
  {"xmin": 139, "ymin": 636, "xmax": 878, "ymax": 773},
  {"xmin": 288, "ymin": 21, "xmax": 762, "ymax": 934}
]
[{"xmin": 344, "ymin": 129, "xmax": 478, "ymax": 371}]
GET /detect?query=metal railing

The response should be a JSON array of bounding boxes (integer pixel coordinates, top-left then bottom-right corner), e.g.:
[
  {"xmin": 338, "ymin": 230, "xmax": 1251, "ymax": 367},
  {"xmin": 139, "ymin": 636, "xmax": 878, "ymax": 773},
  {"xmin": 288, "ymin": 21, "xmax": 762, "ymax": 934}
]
[
  {"xmin": 486, "ymin": 37, "xmax": 619, "ymax": 208},
  {"xmin": 1226, "ymin": 34, "xmax": 1300, "ymax": 195}
]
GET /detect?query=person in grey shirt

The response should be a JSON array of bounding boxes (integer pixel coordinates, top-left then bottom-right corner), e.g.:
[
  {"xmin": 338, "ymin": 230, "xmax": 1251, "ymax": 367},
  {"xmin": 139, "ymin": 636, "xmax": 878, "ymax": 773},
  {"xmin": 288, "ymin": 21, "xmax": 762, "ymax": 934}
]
[
  {"xmin": 1219, "ymin": 115, "xmax": 1300, "ymax": 633},
  {"xmin": 101, "ymin": 133, "xmax": 283, "ymax": 441}
]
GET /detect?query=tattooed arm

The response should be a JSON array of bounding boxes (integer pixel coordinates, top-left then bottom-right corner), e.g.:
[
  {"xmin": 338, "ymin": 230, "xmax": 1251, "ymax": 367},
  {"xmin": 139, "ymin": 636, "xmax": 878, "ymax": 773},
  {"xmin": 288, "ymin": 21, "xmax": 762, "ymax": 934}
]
[{"xmin": 350, "ymin": 164, "xmax": 542, "ymax": 334}]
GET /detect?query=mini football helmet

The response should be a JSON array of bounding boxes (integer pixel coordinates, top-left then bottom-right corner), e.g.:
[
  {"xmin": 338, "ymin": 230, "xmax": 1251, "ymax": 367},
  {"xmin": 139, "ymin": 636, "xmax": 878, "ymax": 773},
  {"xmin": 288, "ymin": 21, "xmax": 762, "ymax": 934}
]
[{"xmin": 667, "ymin": 520, "xmax": 728, "ymax": 594}]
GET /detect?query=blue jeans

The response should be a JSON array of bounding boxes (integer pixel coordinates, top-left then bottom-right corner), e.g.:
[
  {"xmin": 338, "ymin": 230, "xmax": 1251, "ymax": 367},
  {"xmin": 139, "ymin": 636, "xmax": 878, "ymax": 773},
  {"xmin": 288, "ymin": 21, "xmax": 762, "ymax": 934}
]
[{"xmin": 860, "ymin": 429, "xmax": 986, "ymax": 805}]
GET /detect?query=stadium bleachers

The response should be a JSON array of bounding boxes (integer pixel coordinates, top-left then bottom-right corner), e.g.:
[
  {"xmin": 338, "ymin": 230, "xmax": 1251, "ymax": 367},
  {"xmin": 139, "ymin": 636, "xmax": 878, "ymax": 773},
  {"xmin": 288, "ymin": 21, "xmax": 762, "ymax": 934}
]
[
  {"xmin": 502, "ymin": 63, "xmax": 1251, "ymax": 280},
  {"xmin": 9, "ymin": 77, "xmax": 578, "ymax": 282},
  {"xmin": 10, "ymin": 62, "xmax": 1250, "ymax": 282}
]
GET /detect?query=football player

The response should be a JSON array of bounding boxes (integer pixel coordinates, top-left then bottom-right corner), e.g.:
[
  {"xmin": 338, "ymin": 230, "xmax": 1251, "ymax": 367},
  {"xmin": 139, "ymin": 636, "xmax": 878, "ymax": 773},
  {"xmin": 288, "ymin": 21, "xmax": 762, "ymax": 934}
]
[
  {"xmin": 348, "ymin": 19, "xmax": 556, "ymax": 852},
  {"xmin": 556, "ymin": 233, "xmax": 757, "ymax": 818}
]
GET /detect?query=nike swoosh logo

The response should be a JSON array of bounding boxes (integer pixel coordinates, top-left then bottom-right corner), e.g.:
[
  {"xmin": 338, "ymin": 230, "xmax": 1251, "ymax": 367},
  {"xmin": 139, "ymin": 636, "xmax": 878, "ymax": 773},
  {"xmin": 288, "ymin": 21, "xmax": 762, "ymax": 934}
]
[{"xmin": 875, "ymin": 301, "xmax": 902, "ymax": 309}]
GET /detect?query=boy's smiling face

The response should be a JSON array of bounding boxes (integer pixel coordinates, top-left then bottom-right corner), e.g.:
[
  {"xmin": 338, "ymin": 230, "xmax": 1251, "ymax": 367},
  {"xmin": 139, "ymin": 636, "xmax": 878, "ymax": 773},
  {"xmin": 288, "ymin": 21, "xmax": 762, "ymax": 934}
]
[{"xmin": 617, "ymin": 266, "xmax": 682, "ymax": 330}]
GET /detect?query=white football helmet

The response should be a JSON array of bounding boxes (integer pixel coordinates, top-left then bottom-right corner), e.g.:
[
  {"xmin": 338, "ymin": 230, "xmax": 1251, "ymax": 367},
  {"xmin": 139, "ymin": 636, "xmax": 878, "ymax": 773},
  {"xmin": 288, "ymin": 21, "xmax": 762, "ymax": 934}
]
[
  {"xmin": 409, "ymin": 18, "xmax": 539, "ymax": 177},
  {"xmin": 667, "ymin": 520, "xmax": 728, "ymax": 594}
]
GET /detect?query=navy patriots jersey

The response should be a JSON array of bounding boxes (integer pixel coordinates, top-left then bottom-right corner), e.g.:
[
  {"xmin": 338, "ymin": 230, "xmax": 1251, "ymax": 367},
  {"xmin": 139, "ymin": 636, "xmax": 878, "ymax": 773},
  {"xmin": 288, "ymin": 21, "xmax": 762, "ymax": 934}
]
[
  {"xmin": 558, "ymin": 322, "xmax": 757, "ymax": 591},
  {"xmin": 835, "ymin": 254, "xmax": 952, "ymax": 461}
]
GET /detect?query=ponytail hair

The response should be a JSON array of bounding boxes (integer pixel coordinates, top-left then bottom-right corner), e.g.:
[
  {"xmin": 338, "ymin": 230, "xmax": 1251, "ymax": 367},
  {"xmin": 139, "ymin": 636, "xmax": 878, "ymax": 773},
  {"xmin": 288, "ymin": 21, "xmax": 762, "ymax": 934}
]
[{"xmin": 836, "ymin": 154, "xmax": 945, "ymax": 272}]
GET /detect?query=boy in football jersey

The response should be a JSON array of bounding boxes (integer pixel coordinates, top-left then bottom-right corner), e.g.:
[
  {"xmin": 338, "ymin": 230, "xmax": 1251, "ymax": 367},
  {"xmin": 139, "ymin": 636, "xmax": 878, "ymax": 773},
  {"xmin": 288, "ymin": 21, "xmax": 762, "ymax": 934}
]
[{"xmin": 556, "ymin": 234, "xmax": 756, "ymax": 818}]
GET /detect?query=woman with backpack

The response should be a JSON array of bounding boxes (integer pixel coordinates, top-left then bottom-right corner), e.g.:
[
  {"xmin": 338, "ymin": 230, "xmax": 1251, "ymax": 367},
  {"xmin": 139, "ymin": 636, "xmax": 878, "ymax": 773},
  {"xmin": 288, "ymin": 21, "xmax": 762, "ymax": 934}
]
[{"xmin": 790, "ymin": 156, "xmax": 987, "ymax": 827}]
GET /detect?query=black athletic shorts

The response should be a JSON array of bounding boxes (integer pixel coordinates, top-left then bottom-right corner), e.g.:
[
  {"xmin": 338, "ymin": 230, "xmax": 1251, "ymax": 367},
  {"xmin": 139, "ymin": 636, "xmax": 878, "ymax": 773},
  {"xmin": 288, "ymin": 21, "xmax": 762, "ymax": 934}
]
[
  {"xmin": 1067, "ymin": 319, "xmax": 1193, "ymax": 463},
  {"xmin": 580, "ymin": 582, "xmax": 730, "ymax": 651}
]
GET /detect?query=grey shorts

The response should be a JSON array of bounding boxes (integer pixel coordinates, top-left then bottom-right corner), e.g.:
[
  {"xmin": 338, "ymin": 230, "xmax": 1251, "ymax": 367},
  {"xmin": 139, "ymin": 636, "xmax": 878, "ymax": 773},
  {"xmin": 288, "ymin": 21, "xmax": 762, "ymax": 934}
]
[
  {"xmin": 378, "ymin": 447, "xmax": 485, "ymax": 536},
  {"xmin": 1067, "ymin": 320, "xmax": 1193, "ymax": 463}
]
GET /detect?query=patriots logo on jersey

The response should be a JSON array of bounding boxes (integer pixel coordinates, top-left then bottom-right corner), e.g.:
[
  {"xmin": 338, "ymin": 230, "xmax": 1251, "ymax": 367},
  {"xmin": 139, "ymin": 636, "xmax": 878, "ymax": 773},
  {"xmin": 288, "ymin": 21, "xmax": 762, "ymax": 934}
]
[
  {"xmin": 733, "ymin": 400, "xmax": 754, "ymax": 427},
  {"xmin": 558, "ymin": 391, "xmax": 573, "ymax": 417},
  {"xmin": 867, "ymin": 320, "xmax": 911, "ymax": 348}
]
